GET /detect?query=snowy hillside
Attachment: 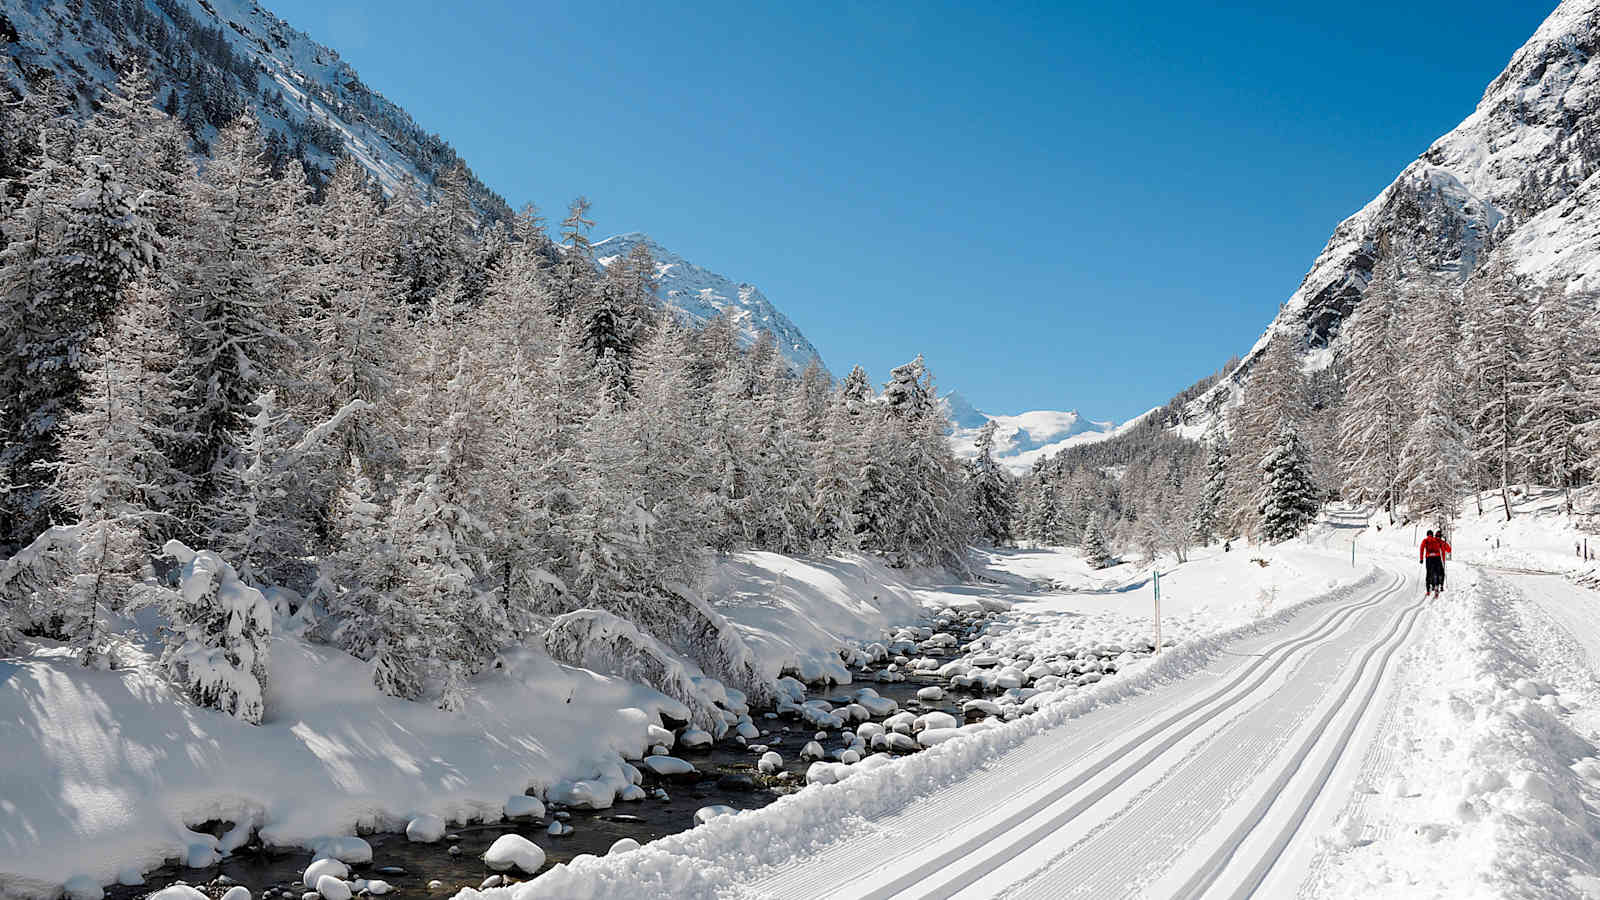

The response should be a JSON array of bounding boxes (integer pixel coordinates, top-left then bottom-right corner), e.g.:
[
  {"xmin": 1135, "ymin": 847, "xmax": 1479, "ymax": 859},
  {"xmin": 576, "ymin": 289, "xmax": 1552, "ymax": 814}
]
[
  {"xmin": 594, "ymin": 233, "xmax": 825, "ymax": 372},
  {"xmin": 1182, "ymin": 0, "xmax": 1600, "ymax": 428},
  {"xmin": 0, "ymin": 0, "xmax": 511, "ymax": 218},
  {"xmin": 944, "ymin": 393, "xmax": 1127, "ymax": 474}
]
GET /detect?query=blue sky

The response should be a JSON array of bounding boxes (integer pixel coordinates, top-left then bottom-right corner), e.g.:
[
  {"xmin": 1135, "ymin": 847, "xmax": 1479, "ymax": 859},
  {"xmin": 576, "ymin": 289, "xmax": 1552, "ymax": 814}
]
[{"xmin": 273, "ymin": 0, "xmax": 1554, "ymax": 421}]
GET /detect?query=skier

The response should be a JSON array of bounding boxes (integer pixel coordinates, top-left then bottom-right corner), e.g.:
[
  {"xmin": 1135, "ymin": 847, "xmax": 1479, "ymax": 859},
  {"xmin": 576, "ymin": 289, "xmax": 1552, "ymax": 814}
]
[{"xmin": 1420, "ymin": 529, "xmax": 1452, "ymax": 598}]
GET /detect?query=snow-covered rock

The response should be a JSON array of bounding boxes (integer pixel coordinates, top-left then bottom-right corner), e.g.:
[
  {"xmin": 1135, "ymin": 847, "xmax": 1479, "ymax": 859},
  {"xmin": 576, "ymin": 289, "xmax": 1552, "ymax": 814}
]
[
  {"xmin": 148, "ymin": 888, "xmax": 207, "ymax": 900},
  {"xmin": 547, "ymin": 780, "xmax": 613, "ymax": 810},
  {"xmin": 758, "ymin": 751, "xmax": 784, "ymax": 774},
  {"xmin": 678, "ymin": 727, "xmax": 714, "ymax": 750},
  {"xmin": 641, "ymin": 755, "xmax": 697, "ymax": 778},
  {"xmin": 483, "ymin": 834, "xmax": 546, "ymax": 874},
  {"xmin": 694, "ymin": 805, "xmax": 738, "ymax": 825},
  {"xmin": 313, "ymin": 876, "xmax": 351, "ymax": 900},
  {"xmin": 609, "ymin": 837, "xmax": 642, "ymax": 855},
  {"xmin": 405, "ymin": 814, "xmax": 446, "ymax": 843},
  {"xmin": 303, "ymin": 859, "xmax": 349, "ymax": 887},
  {"xmin": 311, "ymin": 836, "xmax": 372, "ymax": 864},
  {"xmin": 505, "ymin": 795, "xmax": 547, "ymax": 819}
]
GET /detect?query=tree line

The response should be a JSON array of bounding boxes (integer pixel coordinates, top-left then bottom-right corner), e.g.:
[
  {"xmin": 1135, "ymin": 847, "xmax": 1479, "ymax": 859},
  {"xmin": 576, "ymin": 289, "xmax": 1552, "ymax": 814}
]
[
  {"xmin": 0, "ymin": 67, "xmax": 978, "ymax": 727},
  {"xmin": 1013, "ymin": 256, "xmax": 1600, "ymax": 564}
]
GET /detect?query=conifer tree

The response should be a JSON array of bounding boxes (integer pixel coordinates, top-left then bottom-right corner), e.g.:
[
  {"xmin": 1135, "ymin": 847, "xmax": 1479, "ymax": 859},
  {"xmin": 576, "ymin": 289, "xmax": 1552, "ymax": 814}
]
[
  {"xmin": 1225, "ymin": 333, "xmax": 1309, "ymax": 539},
  {"xmin": 1080, "ymin": 511, "xmax": 1111, "ymax": 569},
  {"xmin": 1258, "ymin": 420, "xmax": 1320, "ymax": 543},
  {"xmin": 168, "ymin": 115, "xmax": 293, "ymax": 512},
  {"xmin": 1190, "ymin": 426, "xmax": 1228, "ymax": 546},
  {"xmin": 968, "ymin": 420, "xmax": 1016, "ymax": 546}
]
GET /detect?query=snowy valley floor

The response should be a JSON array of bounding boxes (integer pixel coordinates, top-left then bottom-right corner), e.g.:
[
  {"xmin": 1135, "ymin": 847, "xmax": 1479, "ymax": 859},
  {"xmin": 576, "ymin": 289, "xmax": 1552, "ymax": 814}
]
[{"xmin": 9, "ymin": 497, "xmax": 1600, "ymax": 900}]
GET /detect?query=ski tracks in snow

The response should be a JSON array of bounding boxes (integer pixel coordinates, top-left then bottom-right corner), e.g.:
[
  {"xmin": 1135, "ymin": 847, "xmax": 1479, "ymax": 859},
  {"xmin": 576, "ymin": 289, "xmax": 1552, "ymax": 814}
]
[{"xmin": 736, "ymin": 567, "xmax": 1426, "ymax": 899}]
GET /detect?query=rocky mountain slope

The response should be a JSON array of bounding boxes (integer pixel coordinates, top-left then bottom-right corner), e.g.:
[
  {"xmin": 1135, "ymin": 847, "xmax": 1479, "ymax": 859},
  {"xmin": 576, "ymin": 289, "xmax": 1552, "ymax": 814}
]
[
  {"xmin": 1186, "ymin": 0, "xmax": 1600, "ymax": 426},
  {"xmin": 2, "ymin": 0, "xmax": 512, "ymax": 217},
  {"xmin": 594, "ymin": 233, "xmax": 824, "ymax": 371},
  {"xmin": 3, "ymin": 0, "xmax": 827, "ymax": 362}
]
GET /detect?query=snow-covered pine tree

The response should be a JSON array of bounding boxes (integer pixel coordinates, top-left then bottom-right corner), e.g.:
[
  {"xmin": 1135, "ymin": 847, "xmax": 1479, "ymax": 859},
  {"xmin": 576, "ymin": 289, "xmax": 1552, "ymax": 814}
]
[
  {"xmin": 327, "ymin": 463, "xmax": 430, "ymax": 699},
  {"xmin": 968, "ymin": 420, "xmax": 1017, "ymax": 546},
  {"xmin": 851, "ymin": 414, "xmax": 898, "ymax": 558},
  {"xmin": 395, "ymin": 165, "xmax": 477, "ymax": 309},
  {"xmin": 77, "ymin": 63, "xmax": 192, "ymax": 236},
  {"xmin": 1335, "ymin": 265, "xmax": 1409, "ymax": 521},
  {"xmin": 812, "ymin": 390, "xmax": 862, "ymax": 549},
  {"xmin": 168, "ymin": 115, "xmax": 295, "ymax": 513},
  {"xmin": 1462, "ymin": 267, "xmax": 1531, "ymax": 520},
  {"xmin": 0, "ymin": 130, "xmax": 75, "ymax": 547},
  {"xmin": 396, "ymin": 295, "xmax": 504, "ymax": 708},
  {"xmin": 296, "ymin": 157, "xmax": 404, "ymax": 493},
  {"xmin": 52, "ymin": 284, "xmax": 186, "ymax": 662},
  {"xmin": 1514, "ymin": 283, "xmax": 1597, "ymax": 513},
  {"xmin": 747, "ymin": 350, "xmax": 815, "ymax": 553},
  {"xmin": 582, "ymin": 249, "xmax": 654, "ymax": 408},
  {"xmin": 160, "ymin": 541, "xmax": 273, "ymax": 725},
  {"xmin": 1258, "ymin": 419, "xmax": 1320, "ymax": 543},
  {"xmin": 1190, "ymin": 425, "xmax": 1227, "ymax": 546},
  {"xmin": 1226, "ymin": 332, "xmax": 1309, "ymax": 538},
  {"xmin": 11, "ymin": 159, "xmax": 159, "ymax": 545},
  {"xmin": 1080, "ymin": 511, "xmax": 1112, "ymax": 569},
  {"xmin": 840, "ymin": 364, "xmax": 873, "ymax": 408}
]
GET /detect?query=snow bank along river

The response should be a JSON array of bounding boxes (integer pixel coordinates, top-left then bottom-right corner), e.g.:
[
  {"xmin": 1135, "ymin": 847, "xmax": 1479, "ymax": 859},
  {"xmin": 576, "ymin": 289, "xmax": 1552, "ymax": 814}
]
[{"xmin": 111, "ymin": 601, "xmax": 1166, "ymax": 900}]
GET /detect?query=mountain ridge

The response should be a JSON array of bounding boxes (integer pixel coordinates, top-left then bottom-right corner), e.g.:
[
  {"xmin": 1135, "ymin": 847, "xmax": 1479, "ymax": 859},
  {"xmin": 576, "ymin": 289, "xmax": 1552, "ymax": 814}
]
[
  {"xmin": 593, "ymin": 232, "xmax": 824, "ymax": 372},
  {"xmin": 1177, "ymin": 0, "xmax": 1600, "ymax": 432}
]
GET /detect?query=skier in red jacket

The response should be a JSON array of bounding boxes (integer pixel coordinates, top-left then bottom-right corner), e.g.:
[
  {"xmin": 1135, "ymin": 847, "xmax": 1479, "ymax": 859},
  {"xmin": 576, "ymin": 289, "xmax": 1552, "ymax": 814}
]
[{"xmin": 1420, "ymin": 530, "xmax": 1452, "ymax": 598}]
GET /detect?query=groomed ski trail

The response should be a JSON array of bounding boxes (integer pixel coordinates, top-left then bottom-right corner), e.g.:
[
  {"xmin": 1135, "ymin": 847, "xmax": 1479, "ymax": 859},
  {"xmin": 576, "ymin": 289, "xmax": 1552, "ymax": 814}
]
[{"xmin": 738, "ymin": 565, "xmax": 1426, "ymax": 900}]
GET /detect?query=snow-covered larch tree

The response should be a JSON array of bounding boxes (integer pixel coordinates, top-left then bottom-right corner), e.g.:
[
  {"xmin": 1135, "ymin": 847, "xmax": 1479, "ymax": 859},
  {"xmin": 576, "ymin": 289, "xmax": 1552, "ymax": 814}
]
[
  {"xmin": 1462, "ymin": 267, "xmax": 1531, "ymax": 520},
  {"xmin": 1336, "ymin": 266, "xmax": 1410, "ymax": 521}
]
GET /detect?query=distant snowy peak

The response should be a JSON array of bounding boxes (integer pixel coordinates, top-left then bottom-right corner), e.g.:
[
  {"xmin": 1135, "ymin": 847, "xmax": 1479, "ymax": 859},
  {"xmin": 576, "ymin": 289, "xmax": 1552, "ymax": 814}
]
[
  {"xmin": 593, "ymin": 233, "xmax": 824, "ymax": 372},
  {"xmin": 1182, "ymin": 0, "xmax": 1600, "ymax": 431},
  {"xmin": 943, "ymin": 394, "xmax": 1121, "ymax": 475}
]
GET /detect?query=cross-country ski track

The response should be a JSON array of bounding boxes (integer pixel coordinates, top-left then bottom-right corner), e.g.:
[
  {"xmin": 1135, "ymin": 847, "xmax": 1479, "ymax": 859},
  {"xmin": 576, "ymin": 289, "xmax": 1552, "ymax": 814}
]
[{"xmin": 740, "ymin": 565, "xmax": 1427, "ymax": 900}]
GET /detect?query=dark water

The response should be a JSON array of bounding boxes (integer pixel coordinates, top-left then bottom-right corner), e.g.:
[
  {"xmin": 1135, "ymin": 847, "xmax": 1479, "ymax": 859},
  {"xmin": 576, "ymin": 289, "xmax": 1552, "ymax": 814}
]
[{"xmin": 111, "ymin": 633, "xmax": 1003, "ymax": 898}]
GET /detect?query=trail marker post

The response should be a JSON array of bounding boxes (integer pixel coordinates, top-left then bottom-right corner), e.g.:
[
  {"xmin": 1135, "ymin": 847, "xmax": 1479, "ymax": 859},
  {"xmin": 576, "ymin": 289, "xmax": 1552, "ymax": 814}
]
[{"xmin": 1153, "ymin": 568, "xmax": 1162, "ymax": 654}]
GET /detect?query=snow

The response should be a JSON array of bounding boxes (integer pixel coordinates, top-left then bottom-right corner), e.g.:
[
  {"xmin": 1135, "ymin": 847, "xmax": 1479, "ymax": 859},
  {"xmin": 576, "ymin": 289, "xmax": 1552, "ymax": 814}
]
[
  {"xmin": 405, "ymin": 814, "xmax": 446, "ymax": 843},
  {"xmin": 640, "ymin": 756, "xmax": 697, "ymax": 778},
  {"xmin": 504, "ymin": 796, "xmax": 546, "ymax": 820},
  {"xmin": 312, "ymin": 876, "xmax": 351, "ymax": 900},
  {"xmin": 0, "ymin": 629, "xmax": 688, "ymax": 895},
  {"xmin": 302, "ymin": 860, "xmax": 348, "ymax": 886},
  {"xmin": 483, "ymin": 835, "xmax": 546, "ymax": 874},
  {"xmin": 943, "ymin": 399, "xmax": 1131, "ymax": 475}
]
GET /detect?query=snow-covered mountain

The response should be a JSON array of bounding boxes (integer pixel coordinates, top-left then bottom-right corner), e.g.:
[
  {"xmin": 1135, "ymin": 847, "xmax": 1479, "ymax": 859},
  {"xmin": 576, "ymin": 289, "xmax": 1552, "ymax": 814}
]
[
  {"xmin": 1183, "ymin": 0, "xmax": 1600, "ymax": 428},
  {"xmin": 1, "ymin": 0, "xmax": 512, "ymax": 218},
  {"xmin": 594, "ymin": 233, "xmax": 824, "ymax": 372},
  {"xmin": 3, "ymin": 1, "xmax": 829, "ymax": 364},
  {"xmin": 944, "ymin": 393, "xmax": 1126, "ymax": 474}
]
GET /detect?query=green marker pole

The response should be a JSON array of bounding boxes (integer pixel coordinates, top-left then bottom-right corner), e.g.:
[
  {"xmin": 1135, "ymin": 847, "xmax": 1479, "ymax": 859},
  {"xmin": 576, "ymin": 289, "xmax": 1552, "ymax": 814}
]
[{"xmin": 1153, "ymin": 568, "xmax": 1162, "ymax": 653}]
